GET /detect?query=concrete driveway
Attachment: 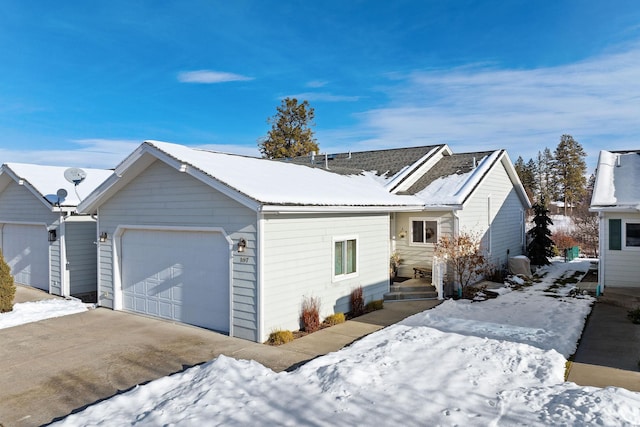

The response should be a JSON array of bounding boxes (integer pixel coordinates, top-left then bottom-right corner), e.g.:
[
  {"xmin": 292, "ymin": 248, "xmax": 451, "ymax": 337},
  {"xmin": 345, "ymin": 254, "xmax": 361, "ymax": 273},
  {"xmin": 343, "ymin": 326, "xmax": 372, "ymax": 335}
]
[{"xmin": 0, "ymin": 307, "xmax": 306, "ymax": 426}]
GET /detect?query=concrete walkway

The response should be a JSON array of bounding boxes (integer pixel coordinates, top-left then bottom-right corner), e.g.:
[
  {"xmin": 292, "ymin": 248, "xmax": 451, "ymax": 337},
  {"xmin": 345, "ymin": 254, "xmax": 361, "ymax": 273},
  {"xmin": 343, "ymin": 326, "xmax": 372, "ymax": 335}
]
[
  {"xmin": 0, "ymin": 287, "xmax": 439, "ymax": 426},
  {"xmin": 567, "ymin": 301, "xmax": 640, "ymax": 392}
]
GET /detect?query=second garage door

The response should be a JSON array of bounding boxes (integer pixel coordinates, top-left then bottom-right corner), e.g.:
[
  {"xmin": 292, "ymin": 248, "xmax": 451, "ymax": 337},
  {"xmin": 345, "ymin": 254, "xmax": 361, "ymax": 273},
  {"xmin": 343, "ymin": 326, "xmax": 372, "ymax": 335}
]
[
  {"xmin": 121, "ymin": 229, "xmax": 230, "ymax": 332},
  {"xmin": 1, "ymin": 223, "xmax": 49, "ymax": 291}
]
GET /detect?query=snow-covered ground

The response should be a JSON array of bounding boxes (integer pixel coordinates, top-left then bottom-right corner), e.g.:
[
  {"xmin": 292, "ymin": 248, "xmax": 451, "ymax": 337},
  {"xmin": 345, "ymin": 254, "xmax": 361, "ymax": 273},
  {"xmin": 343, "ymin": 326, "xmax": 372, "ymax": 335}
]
[
  {"xmin": 0, "ymin": 299, "xmax": 88, "ymax": 330},
  {"xmin": 54, "ymin": 260, "xmax": 640, "ymax": 426}
]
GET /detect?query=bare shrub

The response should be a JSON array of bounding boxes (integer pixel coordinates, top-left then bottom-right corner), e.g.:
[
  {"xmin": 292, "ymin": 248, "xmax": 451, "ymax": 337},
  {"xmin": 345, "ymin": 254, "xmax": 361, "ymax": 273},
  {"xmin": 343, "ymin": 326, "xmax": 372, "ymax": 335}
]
[
  {"xmin": 435, "ymin": 232, "xmax": 486, "ymax": 290},
  {"xmin": 300, "ymin": 296, "xmax": 320, "ymax": 333},
  {"xmin": 350, "ymin": 286, "xmax": 364, "ymax": 317}
]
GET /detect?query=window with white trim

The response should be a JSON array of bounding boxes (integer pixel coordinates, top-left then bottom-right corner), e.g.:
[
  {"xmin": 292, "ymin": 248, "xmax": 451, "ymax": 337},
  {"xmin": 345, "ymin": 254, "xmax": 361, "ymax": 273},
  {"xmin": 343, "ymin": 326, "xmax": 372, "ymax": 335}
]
[
  {"xmin": 625, "ymin": 221, "xmax": 640, "ymax": 248},
  {"xmin": 411, "ymin": 219, "xmax": 438, "ymax": 244},
  {"xmin": 334, "ymin": 237, "xmax": 357, "ymax": 279}
]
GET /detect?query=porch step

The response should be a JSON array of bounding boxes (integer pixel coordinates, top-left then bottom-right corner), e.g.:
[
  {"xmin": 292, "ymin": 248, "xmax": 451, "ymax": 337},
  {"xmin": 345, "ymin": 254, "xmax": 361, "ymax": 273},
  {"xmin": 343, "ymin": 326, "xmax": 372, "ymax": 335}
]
[
  {"xmin": 385, "ymin": 279, "xmax": 438, "ymax": 301},
  {"xmin": 599, "ymin": 288, "xmax": 640, "ymax": 311}
]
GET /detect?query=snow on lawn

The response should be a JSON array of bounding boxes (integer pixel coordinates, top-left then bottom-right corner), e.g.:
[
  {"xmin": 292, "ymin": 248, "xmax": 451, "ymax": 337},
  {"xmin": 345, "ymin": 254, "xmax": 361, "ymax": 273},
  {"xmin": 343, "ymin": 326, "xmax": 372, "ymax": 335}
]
[
  {"xmin": 54, "ymin": 260, "xmax": 640, "ymax": 426},
  {"xmin": 0, "ymin": 299, "xmax": 88, "ymax": 330}
]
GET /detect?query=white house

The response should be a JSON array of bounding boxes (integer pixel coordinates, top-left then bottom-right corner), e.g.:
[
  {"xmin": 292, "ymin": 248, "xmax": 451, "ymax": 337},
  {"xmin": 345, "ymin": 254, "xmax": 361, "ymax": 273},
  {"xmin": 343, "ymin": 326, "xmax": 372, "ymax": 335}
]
[
  {"xmin": 0, "ymin": 163, "xmax": 112, "ymax": 299},
  {"xmin": 290, "ymin": 145, "xmax": 531, "ymax": 280},
  {"xmin": 77, "ymin": 140, "xmax": 530, "ymax": 343},
  {"xmin": 590, "ymin": 150, "xmax": 640, "ymax": 290}
]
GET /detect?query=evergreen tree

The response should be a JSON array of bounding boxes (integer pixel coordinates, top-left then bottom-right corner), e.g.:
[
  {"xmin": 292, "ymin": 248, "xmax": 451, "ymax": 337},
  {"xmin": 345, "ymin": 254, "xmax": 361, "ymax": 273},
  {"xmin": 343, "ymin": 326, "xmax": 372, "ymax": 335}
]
[
  {"xmin": 527, "ymin": 200, "xmax": 554, "ymax": 265},
  {"xmin": 0, "ymin": 250, "xmax": 16, "ymax": 313},
  {"xmin": 553, "ymin": 134, "xmax": 587, "ymax": 216},
  {"xmin": 514, "ymin": 156, "xmax": 538, "ymax": 202},
  {"xmin": 258, "ymin": 97, "xmax": 319, "ymax": 159}
]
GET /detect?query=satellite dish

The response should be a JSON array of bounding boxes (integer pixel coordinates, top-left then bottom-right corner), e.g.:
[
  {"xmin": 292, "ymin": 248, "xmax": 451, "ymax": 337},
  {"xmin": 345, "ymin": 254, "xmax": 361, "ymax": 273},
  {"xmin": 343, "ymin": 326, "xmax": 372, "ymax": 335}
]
[
  {"xmin": 56, "ymin": 189, "xmax": 68, "ymax": 199},
  {"xmin": 64, "ymin": 168, "xmax": 87, "ymax": 185}
]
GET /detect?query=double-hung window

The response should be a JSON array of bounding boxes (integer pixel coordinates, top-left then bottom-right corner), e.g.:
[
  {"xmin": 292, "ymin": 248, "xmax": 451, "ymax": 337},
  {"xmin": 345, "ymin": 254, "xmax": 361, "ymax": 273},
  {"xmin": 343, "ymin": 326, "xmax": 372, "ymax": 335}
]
[
  {"xmin": 334, "ymin": 237, "xmax": 357, "ymax": 279},
  {"xmin": 625, "ymin": 221, "xmax": 640, "ymax": 248},
  {"xmin": 411, "ymin": 219, "xmax": 438, "ymax": 245}
]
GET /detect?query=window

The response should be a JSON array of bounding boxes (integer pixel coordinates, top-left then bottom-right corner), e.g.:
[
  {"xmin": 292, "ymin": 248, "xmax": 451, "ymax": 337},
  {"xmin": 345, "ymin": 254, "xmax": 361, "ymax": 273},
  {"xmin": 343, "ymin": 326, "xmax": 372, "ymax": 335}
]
[
  {"xmin": 626, "ymin": 222, "xmax": 640, "ymax": 248},
  {"xmin": 411, "ymin": 219, "xmax": 438, "ymax": 244},
  {"xmin": 334, "ymin": 238, "xmax": 357, "ymax": 278}
]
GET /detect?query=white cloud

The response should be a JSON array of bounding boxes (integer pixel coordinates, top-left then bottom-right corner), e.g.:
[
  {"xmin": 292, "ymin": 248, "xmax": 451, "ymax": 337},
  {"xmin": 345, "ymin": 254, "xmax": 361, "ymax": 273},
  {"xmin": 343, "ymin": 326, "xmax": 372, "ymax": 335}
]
[
  {"xmin": 284, "ymin": 92, "xmax": 360, "ymax": 102},
  {"xmin": 328, "ymin": 44, "xmax": 640, "ymax": 172},
  {"xmin": 306, "ymin": 80, "xmax": 328, "ymax": 88},
  {"xmin": 177, "ymin": 70, "xmax": 253, "ymax": 84}
]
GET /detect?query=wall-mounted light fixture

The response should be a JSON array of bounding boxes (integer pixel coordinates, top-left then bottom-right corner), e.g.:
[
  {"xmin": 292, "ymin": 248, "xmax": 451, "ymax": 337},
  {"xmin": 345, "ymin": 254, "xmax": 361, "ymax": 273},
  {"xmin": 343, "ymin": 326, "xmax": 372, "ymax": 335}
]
[
  {"xmin": 398, "ymin": 228, "xmax": 407, "ymax": 239},
  {"xmin": 99, "ymin": 232, "xmax": 108, "ymax": 243},
  {"xmin": 48, "ymin": 229, "xmax": 57, "ymax": 242},
  {"xmin": 237, "ymin": 238, "xmax": 247, "ymax": 253}
]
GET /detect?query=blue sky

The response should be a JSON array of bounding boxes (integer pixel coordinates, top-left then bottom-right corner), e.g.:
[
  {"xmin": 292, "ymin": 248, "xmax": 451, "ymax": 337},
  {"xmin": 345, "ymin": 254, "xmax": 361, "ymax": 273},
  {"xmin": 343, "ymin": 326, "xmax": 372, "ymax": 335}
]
[{"xmin": 1, "ymin": 1, "xmax": 639, "ymax": 173}]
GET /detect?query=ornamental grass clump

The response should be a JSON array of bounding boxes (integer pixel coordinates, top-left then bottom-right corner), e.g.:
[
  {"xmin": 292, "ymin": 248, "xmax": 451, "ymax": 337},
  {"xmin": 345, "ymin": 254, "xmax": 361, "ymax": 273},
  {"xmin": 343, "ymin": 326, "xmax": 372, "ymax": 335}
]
[
  {"xmin": 323, "ymin": 312, "xmax": 345, "ymax": 326},
  {"xmin": 301, "ymin": 296, "xmax": 321, "ymax": 333},
  {"xmin": 350, "ymin": 286, "xmax": 364, "ymax": 317},
  {"xmin": 266, "ymin": 329, "xmax": 294, "ymax": 345},
  {"xmin": 365, "ymin": 299, "xmax": 384, "ymax": 312},
  {"xmin": 0, "ymin": 250, "xmax": 16, "ymax": 313}
]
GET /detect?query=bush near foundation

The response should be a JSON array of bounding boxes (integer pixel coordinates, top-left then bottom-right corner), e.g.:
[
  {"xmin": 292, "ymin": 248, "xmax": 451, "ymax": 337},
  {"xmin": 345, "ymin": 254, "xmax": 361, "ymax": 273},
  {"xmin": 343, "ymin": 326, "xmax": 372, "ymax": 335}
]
[
  {"xmin": 0, "ymin": 250, "xmax": 16, "ymax": 313},
  {"xmin": 365, "ymin": 299, "xmax": 384, "ymax": 312},
  {"xmin": 266, "ymin": 329, "xmax": 294, "ymax": 345},
  {"xmin": 350, "ymin": 286, "xmax": 365, "ymax": 317},
  {"xmin": 323, "ymin": 312, "xmax": 345, "ymax": 326},
  {"xmin": 301, "ymin": 296, "xmax": 321, "ymax": 333}
]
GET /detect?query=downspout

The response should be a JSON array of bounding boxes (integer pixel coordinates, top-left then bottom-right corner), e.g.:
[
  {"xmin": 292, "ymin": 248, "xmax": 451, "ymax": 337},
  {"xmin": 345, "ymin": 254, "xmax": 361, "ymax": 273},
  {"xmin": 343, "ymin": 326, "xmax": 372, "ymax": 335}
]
[
  {"xmin": 257, "ymin": 209, "xmax": 265, "ymax": 343},
  {"xmin": 598, "ymin": 211, "xmax": 605, "ymax": 296}
]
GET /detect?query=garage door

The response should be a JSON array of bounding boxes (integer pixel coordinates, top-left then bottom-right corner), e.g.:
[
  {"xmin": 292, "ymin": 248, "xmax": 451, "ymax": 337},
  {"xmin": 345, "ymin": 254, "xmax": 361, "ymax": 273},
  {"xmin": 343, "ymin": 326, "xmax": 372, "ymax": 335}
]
[
  {"xmin": 121, "ymin": 229, "xmax": 230, "ymax": 332},
  {"xmin": 1, "ymin": 224, "xmax": 49, "ymax": 290}
]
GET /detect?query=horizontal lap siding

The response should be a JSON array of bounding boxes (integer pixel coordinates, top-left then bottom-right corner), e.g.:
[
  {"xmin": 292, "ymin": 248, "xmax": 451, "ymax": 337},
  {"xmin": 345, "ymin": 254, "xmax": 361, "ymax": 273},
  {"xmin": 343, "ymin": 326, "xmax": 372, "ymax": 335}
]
[
  {"xmin": 393, "ymin": 211, "xmax": 454, "ymax": 277},
  {"xmin": 97, "ymin": 160, "xmax": 258, "ymax": 341},
  {"xmin": 261, "ymin": 213, "xmax": 390, "ymax": 340},
  {"xmin": 0, "ymin": 181, "xmax": 60, "ymax": 293},
  {"xmin": 459, "ymin": 162, "xmax": 526, "ymax": 269},
  {"xmin": 603, "ymin": 213, "xmax": 640, "ymax": 288}
]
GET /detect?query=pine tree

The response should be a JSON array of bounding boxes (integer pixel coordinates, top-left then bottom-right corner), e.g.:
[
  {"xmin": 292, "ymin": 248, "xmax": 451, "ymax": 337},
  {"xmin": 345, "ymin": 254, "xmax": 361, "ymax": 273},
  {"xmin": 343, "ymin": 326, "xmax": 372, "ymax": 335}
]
[
  {"xmin": 514, "ymin": 156, "xmax": 538, "ymax": 202},
  {"xmin": 553, "ymin": 134, "xmax": 587, "ymax": 216},
  {"xmin": 258, "ymin": 97, "xmax": 319, "ymax": 159},
  {"xmin": 0, "ymin": 250, "xmax": 16, "ymax": 313},
  {"xmin": 527, "ymin": 200, "xmax": 554, "ymax": 265}
]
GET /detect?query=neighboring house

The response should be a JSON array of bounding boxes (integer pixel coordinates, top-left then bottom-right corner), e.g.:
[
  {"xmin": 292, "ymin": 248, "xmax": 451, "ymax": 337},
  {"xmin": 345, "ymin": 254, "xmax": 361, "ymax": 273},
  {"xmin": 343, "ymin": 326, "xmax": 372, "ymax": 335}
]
[
  {"xmin": 590, "ymin": 150, "xmax": 640, "ymax": 290},
  {"xmin": 77, "ymin": 140, "xmax": 530, "ymax": 343},
  {"xmin": 0, "ymin": 163, "xmax": 112, "ymax": 298}
]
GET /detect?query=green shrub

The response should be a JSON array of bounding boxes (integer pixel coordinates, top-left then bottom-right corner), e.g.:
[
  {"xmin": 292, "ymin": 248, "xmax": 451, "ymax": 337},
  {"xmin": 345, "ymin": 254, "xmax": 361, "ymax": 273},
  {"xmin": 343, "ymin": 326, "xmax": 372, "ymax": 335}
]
[
  {"xmin": 301, "ymin": 296, "xmax": 320, "ymax": 333},
  {"xmin": 323, "ymin": 312, "xmax": 345, "ymax": 326},
  {"xmin": 628, "ymin": 308, "xmax": 640, "ymax": 324},
  {"xmin": 365, "ymin": 299, "xmax": 384, "ymax": 312},
  {"xmin": 266, "ymin": 329, "xmax": 294, "ymax": 345},
  {"xmin": 350, "ymin": 286, "xmax": 364, "ymax": 317},
  {"xmin": 0, "ymin": 250, "xmax": 16, "ymax": 313}
]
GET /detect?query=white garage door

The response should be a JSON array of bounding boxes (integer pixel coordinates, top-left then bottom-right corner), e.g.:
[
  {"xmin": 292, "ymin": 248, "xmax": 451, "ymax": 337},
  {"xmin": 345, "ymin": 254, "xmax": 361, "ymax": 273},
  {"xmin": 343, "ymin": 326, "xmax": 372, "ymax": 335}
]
[
  {"xmin": 121, "ymin": 229, "xmax": 230, "ymax": 332},
  {"xmin": 1, "ymin": 224, "xmax": 49, "ymax": 290}
]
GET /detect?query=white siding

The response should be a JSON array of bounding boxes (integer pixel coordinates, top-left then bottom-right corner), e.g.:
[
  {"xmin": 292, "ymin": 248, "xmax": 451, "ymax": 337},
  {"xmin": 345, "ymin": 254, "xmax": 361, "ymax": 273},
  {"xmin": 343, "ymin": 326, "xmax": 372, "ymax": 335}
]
[
  {"xmin": 601, "ymin": 212, "xmax": 640, "ymax": 288},
  {"xmin": 96, "ymin": 160, "xmax": 259, "ymax": 341},
  {"xmin": 393, "ymin": 211, "xmax": 454, "ymax": 277},
  {"xmin": 0, "ymin": 181, "xmax": 61, "ymax": 294},
  {"xmin": 261, "ymin": 213, "xmax": 390, "ymax": 340},
  {"xmin": 65, "ymin": 217, "xmax": 98, "ymax": 296},
  {"xmin": 459, "ymin": 161, "xmax": 526, "ymax": 270}
]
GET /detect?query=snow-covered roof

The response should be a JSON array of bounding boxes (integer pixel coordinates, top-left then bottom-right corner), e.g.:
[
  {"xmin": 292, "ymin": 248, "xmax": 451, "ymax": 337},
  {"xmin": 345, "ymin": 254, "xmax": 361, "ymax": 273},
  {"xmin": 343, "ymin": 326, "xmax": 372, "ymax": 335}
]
[
  {"xmin": 79, "ymin": 141, "xmax": 427, "ymax": 213},
  {"xmin": 591, "ymin": 150, "xmax": 640, "ymax": 211},
  {"xmin": 0, "ymin": 163, "xmax": 113, "ymax": 209},
  {"xmin": 78, "ymin": 140, "xmax": 530, "ymax": 214}
]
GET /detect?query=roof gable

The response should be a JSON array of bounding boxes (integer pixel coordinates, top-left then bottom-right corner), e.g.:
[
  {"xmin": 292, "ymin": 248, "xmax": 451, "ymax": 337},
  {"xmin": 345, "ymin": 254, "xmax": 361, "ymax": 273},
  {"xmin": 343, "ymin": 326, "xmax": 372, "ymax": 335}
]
[
  {"xmin": 0, "ymin": 163, "xmax": 112, "ymax": 210},
  {"xmin": 591, "ymin": 150, "xmax": 640, "ymax": 210}
]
